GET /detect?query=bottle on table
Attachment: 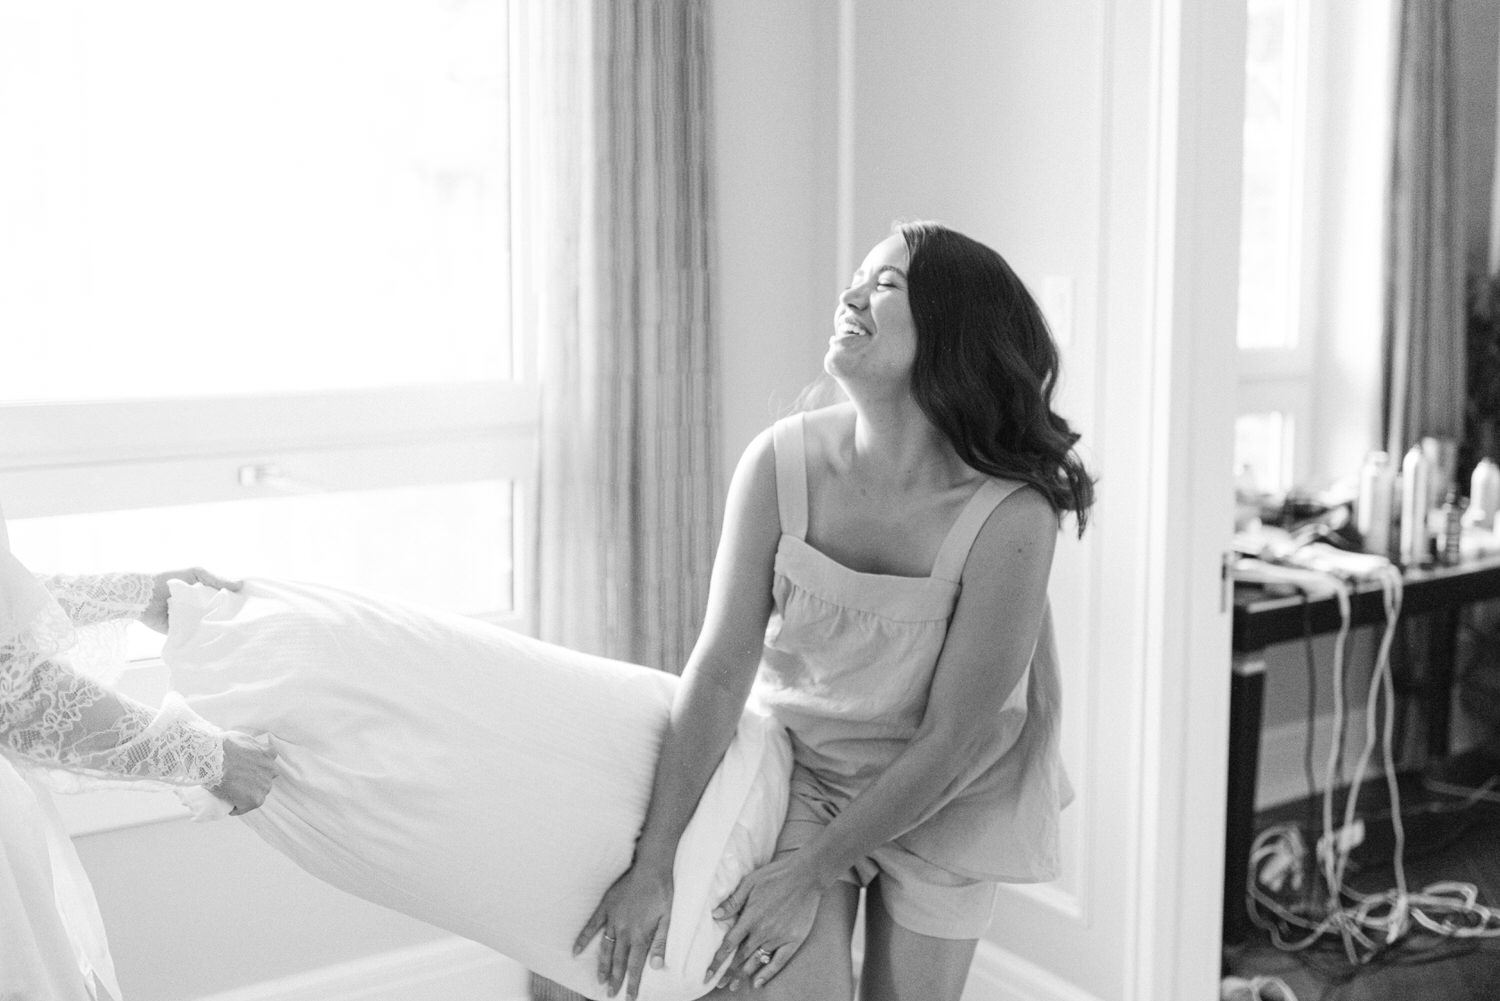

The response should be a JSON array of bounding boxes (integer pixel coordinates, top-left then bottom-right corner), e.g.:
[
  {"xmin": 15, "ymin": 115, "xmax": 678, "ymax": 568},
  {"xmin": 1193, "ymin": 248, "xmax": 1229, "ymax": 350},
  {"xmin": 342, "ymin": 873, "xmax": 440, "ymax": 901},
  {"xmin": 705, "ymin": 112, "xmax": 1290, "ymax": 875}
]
[
  {"xmin": 1469, "ymin": 457, "xmax": 1500, "ymax": 531},
  {"xmin": 1439, "ymin": 488, "xmax": 1464, "ymax": 566},
  {"xmin": 1400, "ymin": 443, "xmax": 1433, "ymax": 567},
  {"xmin": 1356, "ymin": 450, "xmax": 1395, "ymax": 558}
]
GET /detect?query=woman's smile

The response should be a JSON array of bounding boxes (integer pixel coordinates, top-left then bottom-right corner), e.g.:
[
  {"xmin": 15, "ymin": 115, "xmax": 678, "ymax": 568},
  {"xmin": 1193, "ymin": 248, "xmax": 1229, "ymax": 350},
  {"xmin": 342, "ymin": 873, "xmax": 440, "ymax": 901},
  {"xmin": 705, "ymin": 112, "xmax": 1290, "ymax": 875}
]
[{"xmin": 831, "ymin": 312, "xmax": 872, "ymax": 342}]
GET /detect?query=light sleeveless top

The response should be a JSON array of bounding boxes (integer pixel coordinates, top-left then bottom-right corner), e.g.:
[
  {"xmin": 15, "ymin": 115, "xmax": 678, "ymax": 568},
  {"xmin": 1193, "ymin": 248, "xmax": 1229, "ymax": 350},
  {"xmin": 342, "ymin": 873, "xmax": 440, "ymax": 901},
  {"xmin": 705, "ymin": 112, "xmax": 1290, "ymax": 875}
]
[{"xmin": 749, "ymin": 413, "xmax": 1071, "ymax": 883}]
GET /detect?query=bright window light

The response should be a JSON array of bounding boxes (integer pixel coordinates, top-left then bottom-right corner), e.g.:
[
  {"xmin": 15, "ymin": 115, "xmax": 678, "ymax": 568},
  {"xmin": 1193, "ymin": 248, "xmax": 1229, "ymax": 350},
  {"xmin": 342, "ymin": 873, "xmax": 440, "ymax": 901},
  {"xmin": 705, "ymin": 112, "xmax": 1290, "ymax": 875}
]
[
  {"xmin": 1234, "ymin": 410, "xmax": 1294, "ymax": 496},
  {"xmin": 0, "ymin": 0, "xmax": 527, "ymax": 627},
  {"xmin": 0, "ymin": 0, "xmax": 511, "ymax": 402},
  {"xmin": 1237, "ymin": 0, "xmax": 1302, "ymax": 352}
]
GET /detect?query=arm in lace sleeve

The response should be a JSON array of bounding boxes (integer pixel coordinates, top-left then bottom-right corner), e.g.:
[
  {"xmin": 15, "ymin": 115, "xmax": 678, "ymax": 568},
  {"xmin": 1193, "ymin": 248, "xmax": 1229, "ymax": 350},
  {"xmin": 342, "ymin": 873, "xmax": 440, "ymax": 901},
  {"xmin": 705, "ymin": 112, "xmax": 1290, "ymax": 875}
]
[
  {"xmin": 0, "ymin": 640, "xmax": 225, "ymax": 786},
  {"xmin": 38, "ymin": 572, "xmax": 155, "ymax": 627}
]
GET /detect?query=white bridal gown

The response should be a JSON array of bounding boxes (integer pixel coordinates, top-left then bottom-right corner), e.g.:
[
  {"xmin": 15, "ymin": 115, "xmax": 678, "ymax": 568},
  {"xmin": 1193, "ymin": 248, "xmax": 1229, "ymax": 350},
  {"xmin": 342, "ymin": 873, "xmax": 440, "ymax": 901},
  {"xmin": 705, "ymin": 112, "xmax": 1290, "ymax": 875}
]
[
  {"xmin": 163, "ymin": 578, "xmax": 792, "ymax": 1001},
  {"xmin": 0, "ymin": 520, "xmax": 226, "ymax": 1001}
]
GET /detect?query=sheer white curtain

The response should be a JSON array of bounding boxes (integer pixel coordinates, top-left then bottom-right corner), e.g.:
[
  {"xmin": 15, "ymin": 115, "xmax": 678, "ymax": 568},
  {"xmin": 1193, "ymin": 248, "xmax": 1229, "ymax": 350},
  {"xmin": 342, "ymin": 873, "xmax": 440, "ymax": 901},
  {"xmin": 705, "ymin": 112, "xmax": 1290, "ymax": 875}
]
[{"xmin": 514, "ymin": 0, "xmax": 719, "ymax": 673}]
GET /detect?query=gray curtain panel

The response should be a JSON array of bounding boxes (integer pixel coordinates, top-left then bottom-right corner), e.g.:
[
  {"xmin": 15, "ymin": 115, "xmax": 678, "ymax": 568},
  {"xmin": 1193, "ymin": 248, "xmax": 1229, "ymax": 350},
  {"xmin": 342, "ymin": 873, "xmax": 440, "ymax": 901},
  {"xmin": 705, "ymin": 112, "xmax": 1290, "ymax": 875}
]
[
  {"xmin": 516, "ymin": 7, "xmax": 721, "ymax": 997},
  {"xmin": 1384, "ymin": 0, "xmax": 1466, "ymax": 457},
  {"xmin": 517, "ymin": 0, "xmax": 720, "ymax": 673}
]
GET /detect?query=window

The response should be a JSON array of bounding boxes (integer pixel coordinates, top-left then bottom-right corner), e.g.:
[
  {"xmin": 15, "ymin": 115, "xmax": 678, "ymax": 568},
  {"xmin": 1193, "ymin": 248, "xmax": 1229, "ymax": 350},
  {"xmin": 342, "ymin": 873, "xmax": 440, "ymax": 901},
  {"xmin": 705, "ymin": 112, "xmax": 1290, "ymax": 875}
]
[
  {"xmin": 1234, "ymin": 0, "xmax": 1312, "ymax": 497},
  {"xmin": 0, "ymin": 0, "xmax": 537, "ymax": 836},
  {"xmin": 0, "ymin": 0, "xmax": 534, "ymax": 646},
  {"xmin": 2, "ymin": 0, "xmax": 535, "ymax": 831},
  {"xmin": 1238, "ymin": 0, "xmax": 1307, "ymax": 355},
  {"xmin": 1233, "ymin": 0, "xmax": 1394, "ymax": 501}
]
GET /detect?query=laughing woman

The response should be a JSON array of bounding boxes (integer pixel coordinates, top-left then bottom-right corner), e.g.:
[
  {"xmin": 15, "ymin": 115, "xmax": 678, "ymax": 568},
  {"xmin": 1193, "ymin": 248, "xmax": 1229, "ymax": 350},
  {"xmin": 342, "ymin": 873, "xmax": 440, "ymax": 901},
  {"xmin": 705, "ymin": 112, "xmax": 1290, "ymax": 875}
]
[{"xmin": 578, "ymin": 221, "xmax": 1093, "ymax": 1001}]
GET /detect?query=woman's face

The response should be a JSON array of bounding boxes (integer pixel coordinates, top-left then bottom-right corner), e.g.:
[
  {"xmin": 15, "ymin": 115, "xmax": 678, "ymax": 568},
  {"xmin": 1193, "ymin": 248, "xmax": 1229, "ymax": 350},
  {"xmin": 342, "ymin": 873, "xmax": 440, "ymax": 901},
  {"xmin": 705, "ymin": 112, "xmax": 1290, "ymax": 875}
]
[{"xmin": 825, "ymin": 234, "xmax": 917, "ymax": 390}]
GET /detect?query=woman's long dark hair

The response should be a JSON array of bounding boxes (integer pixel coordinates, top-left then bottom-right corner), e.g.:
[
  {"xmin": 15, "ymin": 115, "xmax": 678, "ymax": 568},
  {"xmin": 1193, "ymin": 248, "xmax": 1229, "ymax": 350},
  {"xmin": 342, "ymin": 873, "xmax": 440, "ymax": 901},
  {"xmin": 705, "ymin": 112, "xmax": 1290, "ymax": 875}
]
[{"xmin": 900, "ymin": 221, "xmax": 1095, "ymax": 535}]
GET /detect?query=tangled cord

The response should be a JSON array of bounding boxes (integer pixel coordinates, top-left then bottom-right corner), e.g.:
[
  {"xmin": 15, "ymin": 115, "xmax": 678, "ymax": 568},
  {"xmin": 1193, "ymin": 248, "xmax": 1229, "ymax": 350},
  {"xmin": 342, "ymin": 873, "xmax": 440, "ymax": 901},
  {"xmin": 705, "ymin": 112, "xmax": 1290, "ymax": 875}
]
[
  {"xmin": 1243, "ymin": 559, "xmax": 1500, "ymax": 971},
  {"xmin": 1221, "ymin": 973, "xmax": 1300, "ymax": 1001}
]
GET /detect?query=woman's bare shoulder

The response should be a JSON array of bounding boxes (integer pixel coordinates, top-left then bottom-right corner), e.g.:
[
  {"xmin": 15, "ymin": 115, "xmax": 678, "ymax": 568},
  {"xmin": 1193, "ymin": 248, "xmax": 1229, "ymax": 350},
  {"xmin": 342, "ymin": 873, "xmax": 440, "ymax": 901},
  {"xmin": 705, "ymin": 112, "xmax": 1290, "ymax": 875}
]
[
  {"xmin": 970, "ymin": 483, "xmax": 1060, "ymax": 561},
  {"xmin": 731, "ymin": 425, "xmax": 778, "ymax": 485},
  {"xmin": 991, "ymin": 481, "xmax": 1058, "ymax": 520},
  {"xmin": 799, "ymin": 403, "xmax": 856, "ymax": 465}
]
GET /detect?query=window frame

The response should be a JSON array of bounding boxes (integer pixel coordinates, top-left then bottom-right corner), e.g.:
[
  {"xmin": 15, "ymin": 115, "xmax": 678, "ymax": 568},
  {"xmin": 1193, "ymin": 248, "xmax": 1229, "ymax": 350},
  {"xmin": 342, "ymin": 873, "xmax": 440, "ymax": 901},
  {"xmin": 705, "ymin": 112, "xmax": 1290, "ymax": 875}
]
[
  {"xmin": 2, "ymin": 383, "xmax": 540, "ymax": 835},
  {"xmin": 0, "ymin": 383, "xmax": 539, "ymax": 623},
  {"xmin": 1235, "ymin": 0, "xmax": 1316, "ymax": 494},
  {"xmin": 0, "ymin": 0, "xmax": 538, "ymax": 833}
]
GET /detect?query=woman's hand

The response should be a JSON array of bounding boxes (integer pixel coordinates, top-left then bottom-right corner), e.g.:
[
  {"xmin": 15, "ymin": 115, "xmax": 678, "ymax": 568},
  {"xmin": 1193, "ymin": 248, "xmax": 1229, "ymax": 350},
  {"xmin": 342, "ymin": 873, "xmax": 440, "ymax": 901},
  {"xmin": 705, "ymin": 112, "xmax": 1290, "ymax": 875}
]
[
  {"xmin": 141, "ymin": 567, "xmax": 242, "ymax": 634},
  {"xmin": 573, "ymin": 862, "xmax": 674, "ymax": 1000},
  {"xmin": 209, "ymin": 731, "xmax": 278, "ymax": 815},
  {"xmin": 707, "ymin": 853, "xmax": 824, "ymax": 991}
]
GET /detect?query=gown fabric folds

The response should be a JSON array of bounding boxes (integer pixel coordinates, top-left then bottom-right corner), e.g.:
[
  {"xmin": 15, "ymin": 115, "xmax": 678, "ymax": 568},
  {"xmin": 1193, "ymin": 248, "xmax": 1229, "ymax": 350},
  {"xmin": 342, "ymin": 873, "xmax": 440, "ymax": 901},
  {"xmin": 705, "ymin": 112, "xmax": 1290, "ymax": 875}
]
[
  {"xmin": 1, "ymin": 511, "xmax": 225, "ymax": 1001},
  {"xmin": 161, "ymin": 578, "xmax": 792, "ymax": 1001}
]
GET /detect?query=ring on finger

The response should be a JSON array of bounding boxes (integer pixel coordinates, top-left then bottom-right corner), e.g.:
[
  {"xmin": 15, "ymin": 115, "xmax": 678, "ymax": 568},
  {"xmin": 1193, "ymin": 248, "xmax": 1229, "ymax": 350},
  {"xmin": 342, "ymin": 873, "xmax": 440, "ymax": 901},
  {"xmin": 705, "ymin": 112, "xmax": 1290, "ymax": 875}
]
[
  {"xmin": 602, "ymin": 933, "xmax": 616, "ymax": 943},
  {"xmin": 754, "ymin": 947, "xmax": 772, "ymax": 965}
]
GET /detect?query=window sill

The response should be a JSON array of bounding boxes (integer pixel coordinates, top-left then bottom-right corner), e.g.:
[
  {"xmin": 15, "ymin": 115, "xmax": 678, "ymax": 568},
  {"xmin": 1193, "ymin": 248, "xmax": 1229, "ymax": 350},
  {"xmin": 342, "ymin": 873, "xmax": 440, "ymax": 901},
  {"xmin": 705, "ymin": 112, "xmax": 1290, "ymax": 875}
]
[{"xmin": 56, "ymin": 784, "xmax": 190, "ymax": 838}]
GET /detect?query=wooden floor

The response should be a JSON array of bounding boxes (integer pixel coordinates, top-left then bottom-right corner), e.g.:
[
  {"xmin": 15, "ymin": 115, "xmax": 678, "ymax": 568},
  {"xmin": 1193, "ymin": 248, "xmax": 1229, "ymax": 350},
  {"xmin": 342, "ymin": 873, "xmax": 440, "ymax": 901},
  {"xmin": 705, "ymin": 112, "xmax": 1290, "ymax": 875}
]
[{"xmin": 1224, "ymin": 751, "xmax": 1500, "ymax": 1001}]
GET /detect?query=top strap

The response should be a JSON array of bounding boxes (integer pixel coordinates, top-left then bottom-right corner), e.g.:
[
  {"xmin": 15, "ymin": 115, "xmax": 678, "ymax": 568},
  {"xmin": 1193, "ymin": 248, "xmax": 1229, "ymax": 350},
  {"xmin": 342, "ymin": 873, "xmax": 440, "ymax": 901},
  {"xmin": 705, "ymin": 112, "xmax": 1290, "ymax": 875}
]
[
  {"xmin": 772, "ymin": 414, "xmax": 810, "ymax": 539},
  {"xmin": 930, "ymin": 479, "xmax": 1025, "ymax": 582}
]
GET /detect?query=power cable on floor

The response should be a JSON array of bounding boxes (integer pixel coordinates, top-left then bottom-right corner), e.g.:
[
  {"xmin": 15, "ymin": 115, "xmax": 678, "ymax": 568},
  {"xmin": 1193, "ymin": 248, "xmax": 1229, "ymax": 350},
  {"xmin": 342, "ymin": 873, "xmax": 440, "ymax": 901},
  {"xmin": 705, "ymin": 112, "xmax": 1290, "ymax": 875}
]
[{"xmin": 1233, "ymin": 550, "xmax": 1500, "ymax": 983}]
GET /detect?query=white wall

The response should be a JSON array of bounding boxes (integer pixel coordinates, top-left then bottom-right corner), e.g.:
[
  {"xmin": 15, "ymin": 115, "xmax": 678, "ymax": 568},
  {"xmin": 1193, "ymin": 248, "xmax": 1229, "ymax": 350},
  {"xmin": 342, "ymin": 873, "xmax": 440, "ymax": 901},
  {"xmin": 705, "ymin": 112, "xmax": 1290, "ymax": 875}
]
[
  {"xmin": 712, "ymin": 1, "xmax": 841, "ymax": 469},
  {"xmin": 74, "ymin": 819, "xmax": 453, "ymax": 999}
]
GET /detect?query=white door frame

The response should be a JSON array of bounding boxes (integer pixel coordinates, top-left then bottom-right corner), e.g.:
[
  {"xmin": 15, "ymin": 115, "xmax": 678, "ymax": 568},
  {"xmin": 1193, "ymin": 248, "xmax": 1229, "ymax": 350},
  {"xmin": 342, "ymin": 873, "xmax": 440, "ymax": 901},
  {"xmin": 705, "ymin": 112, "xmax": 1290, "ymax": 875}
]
[
  {"xmin": 1109, "ymin": 0, "xmax": 1244, "ymax": 996},
  {"xmin": 967, "ymin": 1, "xmax": 1248, "ymax": 997}
]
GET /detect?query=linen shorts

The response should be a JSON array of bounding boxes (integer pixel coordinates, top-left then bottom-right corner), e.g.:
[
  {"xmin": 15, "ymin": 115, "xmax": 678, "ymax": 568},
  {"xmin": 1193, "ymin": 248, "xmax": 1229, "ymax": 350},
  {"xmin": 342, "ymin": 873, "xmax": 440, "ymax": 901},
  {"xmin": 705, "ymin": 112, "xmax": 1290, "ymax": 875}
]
[{"xmin": 773, "ymin": 771, "xmax": 998, "ymax": 940}]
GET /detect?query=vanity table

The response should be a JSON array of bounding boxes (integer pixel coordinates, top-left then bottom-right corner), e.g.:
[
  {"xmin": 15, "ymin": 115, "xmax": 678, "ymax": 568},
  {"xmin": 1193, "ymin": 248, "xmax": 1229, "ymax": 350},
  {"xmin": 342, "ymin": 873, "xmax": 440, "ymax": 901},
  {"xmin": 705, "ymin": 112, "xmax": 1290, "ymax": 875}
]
[{"xmin": 1222, "ymin": 553, "xmax": 1500, "ymax": 943}]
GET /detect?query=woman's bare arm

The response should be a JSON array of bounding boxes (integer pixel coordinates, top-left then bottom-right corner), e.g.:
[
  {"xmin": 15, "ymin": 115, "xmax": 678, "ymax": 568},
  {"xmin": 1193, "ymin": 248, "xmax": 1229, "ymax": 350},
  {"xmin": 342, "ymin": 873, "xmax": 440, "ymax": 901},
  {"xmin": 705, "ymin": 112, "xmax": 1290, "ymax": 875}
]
[{"xmin": 575, "ymin": 427, "xmax": 783, "ymax": 1000}]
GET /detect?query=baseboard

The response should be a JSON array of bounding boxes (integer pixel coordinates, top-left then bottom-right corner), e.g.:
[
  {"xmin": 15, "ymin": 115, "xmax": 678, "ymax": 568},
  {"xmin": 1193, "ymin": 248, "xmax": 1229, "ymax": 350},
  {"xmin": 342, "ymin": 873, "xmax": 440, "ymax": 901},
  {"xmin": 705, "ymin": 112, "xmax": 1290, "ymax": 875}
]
[
  {"xmin": 1257, "ymin": 707, "xmax": 1383, "ymax": 811},
  {"xmin": 191, "ymin": 937, "xmax": 529, "ymax": 1001},
  {"xmin": 190, "ymin": 929, "xmax": 1092, "ymax": 1001},
  {"xmin": 963, "ymin": 941, "xmax": 1104, "ymax": 1001}
]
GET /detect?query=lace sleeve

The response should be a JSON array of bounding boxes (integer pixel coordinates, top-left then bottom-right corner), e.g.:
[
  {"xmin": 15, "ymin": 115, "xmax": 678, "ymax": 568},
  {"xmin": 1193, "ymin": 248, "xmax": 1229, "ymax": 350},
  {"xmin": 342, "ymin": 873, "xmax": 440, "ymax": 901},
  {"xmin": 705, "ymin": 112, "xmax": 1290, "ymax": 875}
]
[
  {"xmin": 39, "ymin": 572, "xmax": 154, "ymax": 627},
  {"xmin": 0, "ymin": 643, "xmax": 225, "ymax": 785},
  {"xmin": 1, "ymin": 548, "xmax": 224, "ymax": 784}
]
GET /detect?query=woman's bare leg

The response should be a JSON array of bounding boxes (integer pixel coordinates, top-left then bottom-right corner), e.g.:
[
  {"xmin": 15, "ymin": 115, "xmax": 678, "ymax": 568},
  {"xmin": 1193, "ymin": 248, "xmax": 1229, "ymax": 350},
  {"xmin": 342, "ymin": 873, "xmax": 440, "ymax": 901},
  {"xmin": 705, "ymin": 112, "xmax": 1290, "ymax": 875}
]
[
  {"xmin": 711, "ymin": 881, "xmax": 860, "ymax": 1001},
  {"xmin": 858, "ymin": 878, "xmax": 979, "ymax": 1001}
]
